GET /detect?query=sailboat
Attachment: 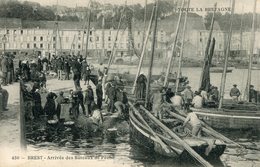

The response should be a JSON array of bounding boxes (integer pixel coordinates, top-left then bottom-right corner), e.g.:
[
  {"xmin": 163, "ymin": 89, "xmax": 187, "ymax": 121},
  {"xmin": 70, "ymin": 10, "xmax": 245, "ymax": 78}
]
[
  {"xmin": 128, "ymin": 2, "xmax": 226, "ymax": 166},
  {"xmin": 189, "ymin": 0, "xmax": 260, "ymax": 131}
]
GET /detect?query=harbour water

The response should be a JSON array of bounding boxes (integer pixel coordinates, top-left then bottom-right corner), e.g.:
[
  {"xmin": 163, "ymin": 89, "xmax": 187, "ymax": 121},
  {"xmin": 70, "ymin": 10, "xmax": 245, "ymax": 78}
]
[{"xmin": 27, "ymin": 66, "xmax": 260, "ymax": 167}]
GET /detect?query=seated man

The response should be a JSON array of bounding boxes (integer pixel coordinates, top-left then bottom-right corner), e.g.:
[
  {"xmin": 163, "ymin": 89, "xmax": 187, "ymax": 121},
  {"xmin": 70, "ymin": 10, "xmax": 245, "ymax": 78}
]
[
  {"xmin": 192, "ymin": 91, "xmax": 203, "ymax": 109},
  {"xmin": 90, "ymin": 108, "xmax": 103, "ymax": 126},
  {"xmin": 182, "ymin": 109, "xmax": 202, "ymax": 137},
  {"xmin": 170, "ymin": 92, "xmax": 184, "ymax": 108}
]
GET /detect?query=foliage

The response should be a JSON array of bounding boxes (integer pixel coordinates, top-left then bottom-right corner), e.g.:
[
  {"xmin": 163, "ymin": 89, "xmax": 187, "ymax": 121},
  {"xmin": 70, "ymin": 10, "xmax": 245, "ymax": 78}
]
[{"xmin": 204, "ymin": 12, "xmax": 260, "ymax": 31}]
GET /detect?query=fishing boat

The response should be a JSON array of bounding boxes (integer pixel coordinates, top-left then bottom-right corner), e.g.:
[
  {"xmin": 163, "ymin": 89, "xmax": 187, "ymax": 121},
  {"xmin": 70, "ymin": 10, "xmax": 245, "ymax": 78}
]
[
  {"xmin": 194, "ymin": 0, "xmax": 260, "ymax": 131},
  {"xmin": 210, "ymin": 67, "xmax": 233, "ymax": 73},
  {"xmin": 129, "ymin": 103, "xmax": 226, "ymax": 161}
]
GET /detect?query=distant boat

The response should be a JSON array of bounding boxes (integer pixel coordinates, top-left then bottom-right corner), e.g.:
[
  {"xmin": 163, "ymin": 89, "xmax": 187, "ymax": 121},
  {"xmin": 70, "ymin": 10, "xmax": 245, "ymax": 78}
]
[{"xmin": 210, "ymin": 67, "xmax": 233, "ymax": 73}]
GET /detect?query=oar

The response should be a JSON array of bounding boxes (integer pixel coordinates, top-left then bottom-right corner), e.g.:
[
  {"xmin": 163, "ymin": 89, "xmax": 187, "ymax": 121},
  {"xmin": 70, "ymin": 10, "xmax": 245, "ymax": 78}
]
[
  {"xmin": 140, "ymin": 106, "xmax": 213, "ymax": 167},
  {"xmin": 129, "ymin": 103, "xmax": 171, "ymax": 153},
  {"xmin": 166, "ymin": 109, "xmax": 260, "ymax": 151}
]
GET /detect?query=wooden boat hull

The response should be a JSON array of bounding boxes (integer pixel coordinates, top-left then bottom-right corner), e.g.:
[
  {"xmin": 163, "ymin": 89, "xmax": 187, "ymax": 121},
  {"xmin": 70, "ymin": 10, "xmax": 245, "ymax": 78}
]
[
  {"xmin": 210, "ymin": 68, "xmax": 232, "ymax": 73},
  {"xmin": 129, "ymin": 108, "xmax": 226, "ymax": 159},
  {"xmin": 192, "ymin": 107, "xmax": 260, "ymax": 131}
]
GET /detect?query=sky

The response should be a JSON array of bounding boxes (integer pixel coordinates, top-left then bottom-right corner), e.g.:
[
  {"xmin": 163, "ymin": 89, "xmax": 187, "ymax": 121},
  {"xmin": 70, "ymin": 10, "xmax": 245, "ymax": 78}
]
[{"xmin": 18, "ymin": 0, "xmax": 260, "ymax": 15}]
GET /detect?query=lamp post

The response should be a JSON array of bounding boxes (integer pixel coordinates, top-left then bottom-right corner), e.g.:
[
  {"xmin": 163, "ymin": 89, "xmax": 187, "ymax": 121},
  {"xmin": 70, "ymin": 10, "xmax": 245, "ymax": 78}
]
[{"xmin": 2, "ymin": 35, "xmax": 7, "ymax": 54}]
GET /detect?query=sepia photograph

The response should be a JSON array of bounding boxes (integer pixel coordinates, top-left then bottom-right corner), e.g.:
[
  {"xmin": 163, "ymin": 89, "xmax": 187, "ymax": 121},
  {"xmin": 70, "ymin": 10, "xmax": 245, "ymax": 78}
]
[{"xmin": 0, "ymin": 0, "xmax": 260, "ymax": 166}]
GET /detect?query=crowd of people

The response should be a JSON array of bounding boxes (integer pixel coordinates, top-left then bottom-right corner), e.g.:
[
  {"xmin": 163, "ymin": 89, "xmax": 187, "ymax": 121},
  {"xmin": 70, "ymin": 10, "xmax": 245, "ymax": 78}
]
[{"xmin": 19, "ymin": 54, "xmax": 130, "ymax": 123}]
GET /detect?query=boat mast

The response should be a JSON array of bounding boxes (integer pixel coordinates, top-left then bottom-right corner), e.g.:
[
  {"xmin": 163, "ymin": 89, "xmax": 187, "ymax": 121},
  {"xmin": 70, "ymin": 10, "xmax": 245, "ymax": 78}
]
[
  {"xmin": 145, "ymin": 0, "xmax": 158, "ymax": 108},
  {"xmin": 246, "ymin": 0, "xmax": 257, "ymax": 102},
  {"xmin": 175, "ymin": 0, "xmax": 190, "ymax": 92},
  {"xmin": 131, "ymin": 5, "xmax": 156, "ymax": 94},
  {"xmin": 141, "ymin": 0, "xmax": 148, "ymax": 51},
  {"xmin": 199, "ymin": 3, "xmax": 217, "ymax": 91},
  {"xmin": 106, "ymin": 2, "xmax": 126, "ymax": 74},
  {"xmin": 102, "ymin": 15, "xmax": 105, "ymax": 62},
  {"xmin": 218, "ymin": 0, "xmax": 235, "ymax": 109},
  {"xmin": 163, "ymin": 0, "xmax": 185, "ymax": 87},
  {"xmin": 84, "ymin": 0, "xmax": 92, "ymax": 58}
]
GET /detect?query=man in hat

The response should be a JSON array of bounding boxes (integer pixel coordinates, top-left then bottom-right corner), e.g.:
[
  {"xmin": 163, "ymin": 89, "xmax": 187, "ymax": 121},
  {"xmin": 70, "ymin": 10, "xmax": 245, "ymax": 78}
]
[
  {"xmin": 44, "ymin": 90, "xmax": 57, "ymax": 120},
  {"xmin": 56, "ymin": 91, "xmax": 65, "ymax": 120},
  {"xmin": 107, "ymin": 81, "xmax": 117, "ymax": 113},
  {"xmin": 84, "ymin": 85, "xmax": 94, "ymax": 116},
  {"xmin": 32, "ymin": 89, "xmax": 43, "ymax": 119},
  {"xmin": 96, "ymin": 80, "xmax": 103, "ymax": 110},
  {"xmin": 182, "ymin": 85, "xmax": 194, "ymax": 110},
  {"xmin": 230, "ymin": 84, "xmax": 240, "ymax": 102},
  {"xmin": 182, "ymin": 109, "xmax": 201, "ymax": 137},
  {"xmin": 249, "ymin": 85, "xmax": 257, "ymax": 103},
  {"xmin": 1, "ymin": 55, "xmax": 8, "ymax": 85},
  {"xmin": 135, "ymin": 72, "xmax": 147, "ymax": 100}
]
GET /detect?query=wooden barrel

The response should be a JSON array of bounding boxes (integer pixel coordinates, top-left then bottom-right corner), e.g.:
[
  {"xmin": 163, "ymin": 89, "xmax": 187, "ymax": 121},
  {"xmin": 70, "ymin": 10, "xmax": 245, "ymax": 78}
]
[{"xmin": 60, "ymin": 103, "xmax": 72, "ymax": 121}]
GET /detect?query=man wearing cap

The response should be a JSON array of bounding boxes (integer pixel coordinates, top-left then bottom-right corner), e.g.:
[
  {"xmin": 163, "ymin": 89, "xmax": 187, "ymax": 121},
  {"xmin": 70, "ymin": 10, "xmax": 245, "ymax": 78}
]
[
  {"xmin": 44, "ymin": 90, "xmax": 57, "ymax": 120},
  {"xmin": 249, "ymin": 85, "xmax": 257, "ymax": 103},
  {"xmin": 32, "ymin": 89, "xmax": 43, "ymax": 119},
  {"xmin": 56, "ymin": 91, "xmax": 65, "ymax": 120},
  {"xmin": 96, "ymin": 80, "xmax": 103, "ymax": 110},
  {"xmin": 135, "ymin": 73, "xmax": 147, "ymax": 100},
  {"xmin": 230, "ymin": 84, "xmax": 240, "ymax": 102},
  {"xmin": 1, "ymin": 55, "xmax": 8, "ymax": 85},
  {"xmin": 84, "ymin": 85, "xmax": 94, "ymax": 116},
  {"xmin": 107, "ymin": 82, "xmax": 117, "ymax": 113},
  {"xmin": 182, "ymin": 85, "xmax": 194, "ymax": 110}
]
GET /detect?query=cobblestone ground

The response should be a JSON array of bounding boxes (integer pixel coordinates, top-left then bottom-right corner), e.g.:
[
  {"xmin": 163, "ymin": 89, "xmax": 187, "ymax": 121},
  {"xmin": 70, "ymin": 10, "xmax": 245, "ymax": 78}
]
[{"xmin": 0, "ymin": 83, "xmax": 21, "ymax": 167}]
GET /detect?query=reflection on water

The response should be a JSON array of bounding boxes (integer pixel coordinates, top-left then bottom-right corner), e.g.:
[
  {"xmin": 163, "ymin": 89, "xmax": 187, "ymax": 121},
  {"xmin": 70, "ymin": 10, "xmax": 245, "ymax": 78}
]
[
  {"xmin": 27, "ymin": 67, "xmax": 260, "ymax": 166},
  {"xmin": 27, "ymin": 119, "xmax": 260, "ymax": 167}
]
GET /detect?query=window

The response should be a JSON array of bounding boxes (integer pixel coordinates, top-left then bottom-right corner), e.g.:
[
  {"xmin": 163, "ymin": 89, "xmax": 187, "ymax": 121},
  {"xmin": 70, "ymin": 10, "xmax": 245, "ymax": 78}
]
[
  {"xmin": 40, "ymin": 43, "xmax": 43, "ymax": 48},
  {"xmin": 53, "ymin": 37, "xmax": 56, "ymax": 41},
  {"xmin": 200, "ymin": 38, "xmax": 202, "ymax": 42},
  {"xmin": 14, "ymin": 30, "xmax": 16, "ymax": 34},
  {"xmin": 21, "ymin": 30, "xmax": 23, "ymax": 35},
  {"xmin": 200, "ymin": 32, "xmax": 202, "ymax": 36},
  {"xmin": 34, "ymin": 43, "xmax": 37, "ymax": 48},
  {"xmin": 72, "ymin": 44, "xmax": 75, "ymax": 49},
  {"xmin": 53, "ymin": 44, "xmax": 56, "ymax": 49},
  {"xmin": 78, "ymin": 44, "xmax": 81, "ymax": 49},
  {"xmin": 34, "ymin": 36, "xmax": 36, "ymax": 41},
  {"xmin": 96, "ymin": 36, "xmax": 99, "ymax": 41},
  {"xmin": 78, "ymin": 37, "xmax": 81, "ymax": 41},
  {"xmin": 90, "ymin": 31, "xmax": 92, "ymax": 35},
  {"xmin": 137, "ymin": 31, "xmax": 140, "ymax": 35},
  {"xmin": 7, "ymin": 30, "xmax": 9, "ymax": 34},
  {"xmin": 78, "ymin": 31, "xmax": 81, "ymax": 35},
  {"xmin": 40, "ymin": 36, "xmax": 43, "ymax": 41},
  {"xmin": 89, "ymin": 37, "xmax": 92, "ymax": 42},
  {"xmin": 27, "ymin": 43, "xmax": 30, "ymax": 48},
  {"xmin": 108, "ymin": 37, "xmax": 111, "ymax": 41},
  {"xmin": 108, "ymin": 43, "xmax": 111, "ymax": 48}
]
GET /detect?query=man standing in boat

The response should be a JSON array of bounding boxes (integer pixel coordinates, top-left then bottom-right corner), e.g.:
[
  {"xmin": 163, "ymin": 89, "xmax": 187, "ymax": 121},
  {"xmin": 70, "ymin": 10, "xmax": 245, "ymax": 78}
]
[
  {"xmin": 249, "ymin": 85, "xmax": 257, "ymax": 103},
  {"xmin": 182, "ymin": 109, "xmax": 202, "ymax": 137},
  {"xmin": 182, "ymin": 86, "xmax": 193, "ymax": 110},
  {"xmin": 135, "ymin": 72, "xmax": 147, "ymax": 101},
  {"xmin": 230, "ymin": 84, "xmax": 241, "ymax": 102}
]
